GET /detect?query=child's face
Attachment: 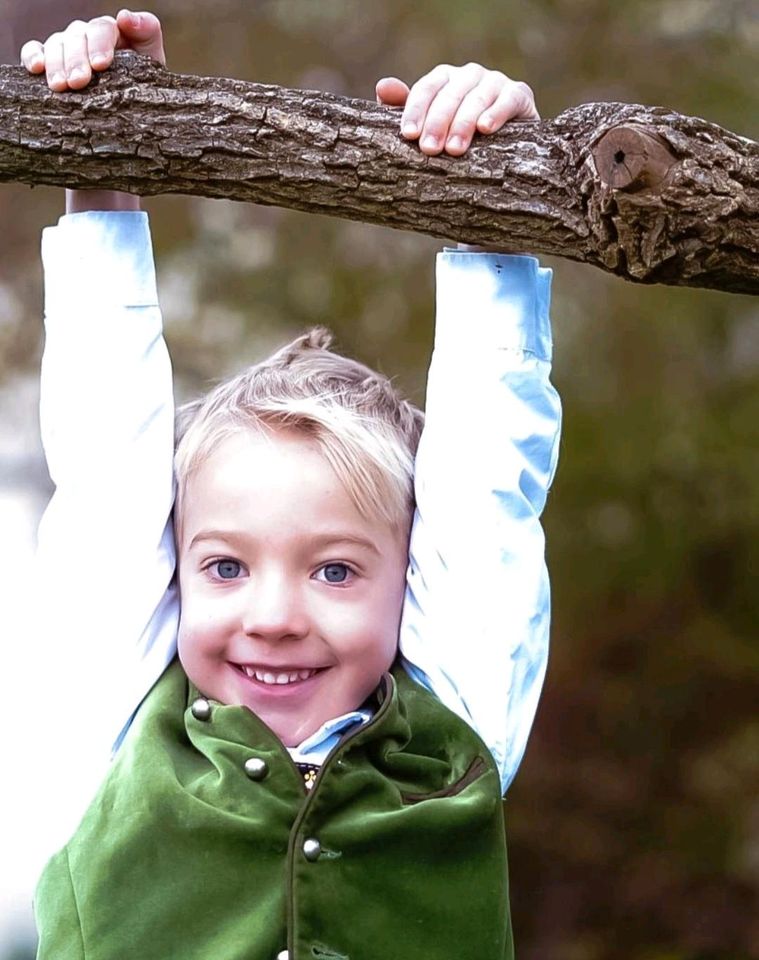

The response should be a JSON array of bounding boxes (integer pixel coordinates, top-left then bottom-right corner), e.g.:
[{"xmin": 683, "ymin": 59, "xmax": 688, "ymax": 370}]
[{"xmin": 177, "ymin": 427, "xmax": 408, "ymax": 747}]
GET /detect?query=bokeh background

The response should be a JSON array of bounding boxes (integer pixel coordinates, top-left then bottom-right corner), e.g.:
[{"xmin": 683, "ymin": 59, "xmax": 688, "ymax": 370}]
[{"xmin": 1, "ymin": 1, "xmax": 757, "ymax": 958}]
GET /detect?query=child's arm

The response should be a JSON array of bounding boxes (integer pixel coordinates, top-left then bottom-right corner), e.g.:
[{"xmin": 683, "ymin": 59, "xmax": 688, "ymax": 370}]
[
  {"xmin": 401, "ymin": 250, "xmax": 560, "ymax": 796},
  {"xmin": 37, "ymin": 212, "xmax": 178, "ymax": 755},
  {"xmin": 383, "ymin": 67, "xmax": 562, "ymax": 795},
  {"xmin": 28, "ymin": 13, "xmax": 179, "ymax": 772}
]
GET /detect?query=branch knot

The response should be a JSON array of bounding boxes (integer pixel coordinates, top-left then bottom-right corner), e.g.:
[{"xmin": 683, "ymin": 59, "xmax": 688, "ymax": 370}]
[{"xmin": 593, "ymin": 124, "xmax": 677, "ymax": 192}]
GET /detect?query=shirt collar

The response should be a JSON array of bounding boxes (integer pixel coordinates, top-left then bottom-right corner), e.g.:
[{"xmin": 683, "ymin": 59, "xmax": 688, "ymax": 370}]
[{"xmin": 287, "ymin": 707, "xmax": 373, "ymax": 766}]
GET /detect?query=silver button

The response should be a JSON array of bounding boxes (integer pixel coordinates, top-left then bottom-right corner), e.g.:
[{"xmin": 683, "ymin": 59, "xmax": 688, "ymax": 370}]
[
  {"xmin": 276, "ymin": 952, "xmax": 289, "ymax": 960},
  {"xmin": 244, "ymin": 757, "xmax": 268, "ymax": 781},
  {"xmin": 303, "ymin": 837, "xmax": 321, "ymax": 861},
  {"xmin": 190, "ymin": 697, "xmax": 212, "ymax": 721}
]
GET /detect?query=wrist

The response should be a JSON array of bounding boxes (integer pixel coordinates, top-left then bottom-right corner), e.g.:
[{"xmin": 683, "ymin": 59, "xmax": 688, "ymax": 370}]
[{"xmin": 65, "ymin": 190, "xmax": 142, "ymax": 214}]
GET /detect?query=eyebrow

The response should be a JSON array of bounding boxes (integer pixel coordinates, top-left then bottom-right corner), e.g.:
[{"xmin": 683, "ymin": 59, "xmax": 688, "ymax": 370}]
[
  {"xmin": 309, "ymin": 533, "xmax": 381, "ymax": 557},
  {"xmin": 187, "ymin": 530, "xmax": 244, "ymax": 551},
  {"xmin": 187, "ymin": 529, "xmax": 381, "ymax": 556}
]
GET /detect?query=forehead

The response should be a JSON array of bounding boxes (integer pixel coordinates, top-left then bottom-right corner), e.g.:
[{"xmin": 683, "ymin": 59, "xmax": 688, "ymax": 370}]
[
  {"xmin": 196, "ymin": 427, "xmax": 326, "ymax": 485},
  {"xmin": 179, "ymin": 428, "xmax": 396, "ymax": 548}
]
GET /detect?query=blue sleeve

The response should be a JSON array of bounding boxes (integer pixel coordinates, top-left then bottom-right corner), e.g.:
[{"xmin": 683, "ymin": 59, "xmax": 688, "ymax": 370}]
[
  {"xmin": 37, "ymin": 211, "xmax": 179, "ymax": 774},
  {"xmin": 399, "ymin": 251, "xmax": 561, "ymax": 794}
]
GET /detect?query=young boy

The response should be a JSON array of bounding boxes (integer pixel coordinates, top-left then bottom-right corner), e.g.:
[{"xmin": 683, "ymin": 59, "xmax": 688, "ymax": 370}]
[{"xmin": 26, "ymin": 11, "xmax": 561, "ymax": 959}]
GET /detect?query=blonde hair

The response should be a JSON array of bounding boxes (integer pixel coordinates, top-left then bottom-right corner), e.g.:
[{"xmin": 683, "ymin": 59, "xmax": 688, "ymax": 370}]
[{"xmin": 174, "ymin": 328, "xmax": 424, "ymax": 540}]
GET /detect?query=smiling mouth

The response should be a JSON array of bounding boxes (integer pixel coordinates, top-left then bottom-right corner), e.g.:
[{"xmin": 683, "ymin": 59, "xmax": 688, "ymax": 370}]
[{"xmin": 236, "ymin": 665, "xmax": 324, "ymax": 686}]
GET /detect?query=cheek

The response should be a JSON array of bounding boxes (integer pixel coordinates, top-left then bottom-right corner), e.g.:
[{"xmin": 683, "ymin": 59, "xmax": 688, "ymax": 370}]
[
  {"xmin": 377, "ymin": 563, "xmax": 408, "ymax": 664},
  {"xmin": 177, "ymin": 588, "xmax": 228, "ymax": 661},
  {"xmin": 378, "ymin": 583, "xmax": 404, "ymax": 642},
  {"xmin": 177, "ymin": 608, "xmax": 230, "ymax": 693},
  {"xmin": 179, "ymin": 562, "xmax": 226, "ymax": 626},
  {"xmin": 380, "ymin": 560, "xmax": 407, "ymax": 631},
  {"xmin": 176, "ymin": 614, "xmax": 201, "ymax": 667},
  {"xmin": 361, "ymin": 574, "xmax": 407, "ymax": 668}
]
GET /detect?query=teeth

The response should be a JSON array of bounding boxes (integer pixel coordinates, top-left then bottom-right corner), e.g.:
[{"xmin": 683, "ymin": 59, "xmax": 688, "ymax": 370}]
[{"xmin": 242, "ymin": 667, "xmax": 317, "ymax": 685}]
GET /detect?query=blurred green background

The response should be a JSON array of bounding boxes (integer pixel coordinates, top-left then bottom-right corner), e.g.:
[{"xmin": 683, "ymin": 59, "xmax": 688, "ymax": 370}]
[{"xmin": 1, "ymin": 1, "xmax": 757, "ymax": 958}]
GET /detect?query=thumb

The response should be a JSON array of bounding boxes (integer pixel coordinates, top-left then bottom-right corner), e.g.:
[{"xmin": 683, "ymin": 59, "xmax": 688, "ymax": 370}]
[
  {"xmin": 376, "ymin": 77, "xmax": 410, "ymax": 106},
  {"xmin": 115, "ymin": 9, "xmax": 166, "ymax": 66}
]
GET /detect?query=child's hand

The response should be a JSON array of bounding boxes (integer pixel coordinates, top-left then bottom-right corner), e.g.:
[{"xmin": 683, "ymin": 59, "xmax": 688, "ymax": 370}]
[
  {"xmin": 20, "ymin": 9, "xmax": 165, "ymax": 92},
  {"xmin": 376, "ymin": 64, "xmax": 538, "ymax": 157},
  {"xmin": 21, "ymin": 10, "xmax": 165, "ymax": 211}
]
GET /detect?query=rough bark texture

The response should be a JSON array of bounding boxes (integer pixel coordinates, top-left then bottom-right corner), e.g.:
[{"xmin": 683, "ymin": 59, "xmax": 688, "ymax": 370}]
[{"xmin": 1, "ymin": 53, "xmax": 757, "ymax": 294}]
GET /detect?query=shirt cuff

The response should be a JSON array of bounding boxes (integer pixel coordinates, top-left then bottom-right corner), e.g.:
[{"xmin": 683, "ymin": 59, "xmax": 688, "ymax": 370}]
[
  {"xmin": 435, "ymin": 251, "xmax": 552, "ymax": 362},
  {"xmin": 42, "ymin": 210, "xmax": 158, "ymax": 311}
]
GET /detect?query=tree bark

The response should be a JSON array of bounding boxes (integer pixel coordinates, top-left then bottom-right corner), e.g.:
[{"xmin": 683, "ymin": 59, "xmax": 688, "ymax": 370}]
[{"xmin": 1, "ymin": 52, "xmax": 757, "ymax": 294}]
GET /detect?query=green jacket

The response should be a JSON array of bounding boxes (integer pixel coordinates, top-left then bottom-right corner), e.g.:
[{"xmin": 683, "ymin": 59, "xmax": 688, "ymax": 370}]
[{"xmin": 36, "ymin": 660, "xmax": 513, "ymax": 960}]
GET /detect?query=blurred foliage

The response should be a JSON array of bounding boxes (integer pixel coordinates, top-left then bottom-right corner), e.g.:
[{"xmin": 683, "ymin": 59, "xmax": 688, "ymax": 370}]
[{"xmin": 1, "ymin": 1, "xmax": 757, "ymax": 959}]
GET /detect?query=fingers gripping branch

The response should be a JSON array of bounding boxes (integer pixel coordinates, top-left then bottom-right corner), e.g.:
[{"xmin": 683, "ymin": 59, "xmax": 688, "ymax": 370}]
[
  {"xmin": 376, "ymin": 63, "xmax": 538, "ymax": 156},
  {"xmin": 19, "ymin": 10, "xmax": 166, "ymax": 92}
]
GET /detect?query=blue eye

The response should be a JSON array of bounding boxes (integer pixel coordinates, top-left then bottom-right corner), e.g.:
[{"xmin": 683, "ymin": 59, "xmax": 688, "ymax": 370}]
[
  {"xmin": 319, "ymin": 563, "xmax": 350, "ymax": 584},
  {"xmin": 213, "ymin": 559, "xmax": 242, "ymax": 580}
]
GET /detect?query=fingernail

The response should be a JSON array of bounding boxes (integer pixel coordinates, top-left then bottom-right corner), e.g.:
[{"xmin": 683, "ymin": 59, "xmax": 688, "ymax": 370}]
[
  {"xmin": 447, "ymin": 136, "xmax": 464, "ymax": 152},
  {"xmin": 50, "ymin": 72, "xmax": 66, "ymax": 87},
  {"xmin": 402, "ymin": 121, "xmax": 418, "ymax": 137},
  {"xmin": 91, "ymin": 54, "xmax": 109, "ymax": 69},
  {"xmin": 479, "ymin": 114, "xmax": 494, "ymax": 132},
  {"xmin": 68, "ymin": 68, "xmax": 86, "ymax": 83},
  {"xmin": 421, "ymin": 135, "xmax": 439, "ymax": 151}
]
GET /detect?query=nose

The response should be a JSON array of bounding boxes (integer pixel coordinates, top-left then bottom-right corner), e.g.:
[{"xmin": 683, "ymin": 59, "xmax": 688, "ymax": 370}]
[{"xmin": 240, "ymin": 570, "xmax": 309, "ymax": 643}]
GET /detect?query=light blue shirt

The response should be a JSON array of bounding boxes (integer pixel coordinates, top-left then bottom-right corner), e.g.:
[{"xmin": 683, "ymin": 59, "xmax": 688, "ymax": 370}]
[{"xmin": 37, "ymin": 212, "xmax": 561, "ymax": 807}]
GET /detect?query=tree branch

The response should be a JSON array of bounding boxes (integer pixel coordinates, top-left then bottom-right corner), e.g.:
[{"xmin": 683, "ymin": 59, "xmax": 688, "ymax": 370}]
[{"xmin": 1, "ymin": 53, "xmax": 757, "ymax": 294}]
